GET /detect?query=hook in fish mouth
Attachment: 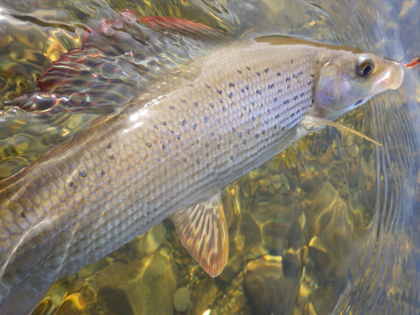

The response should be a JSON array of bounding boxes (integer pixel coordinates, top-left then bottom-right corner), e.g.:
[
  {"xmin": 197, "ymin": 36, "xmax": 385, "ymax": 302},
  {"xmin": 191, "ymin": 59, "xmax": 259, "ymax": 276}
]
[{"xmin": 404, "ymin": 57, "xmax": 420, "ymax": 68}]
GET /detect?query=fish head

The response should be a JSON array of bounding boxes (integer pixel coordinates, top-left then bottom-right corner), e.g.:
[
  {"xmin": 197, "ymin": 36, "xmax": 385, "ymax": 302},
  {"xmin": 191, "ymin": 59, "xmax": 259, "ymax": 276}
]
[{"xmin": 313, "ymin": 51, "xmax": 404, "ymax": 120}]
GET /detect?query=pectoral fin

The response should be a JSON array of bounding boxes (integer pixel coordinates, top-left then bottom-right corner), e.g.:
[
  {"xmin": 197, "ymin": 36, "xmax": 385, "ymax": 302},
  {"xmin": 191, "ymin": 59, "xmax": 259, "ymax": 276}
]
[
  {"xmin": 171, "ymin": 193, "xmax": 229, "ymax": 277},
  {"xmin": 302, "ymin": 116, "xmax": 382, "ymax": 146}
]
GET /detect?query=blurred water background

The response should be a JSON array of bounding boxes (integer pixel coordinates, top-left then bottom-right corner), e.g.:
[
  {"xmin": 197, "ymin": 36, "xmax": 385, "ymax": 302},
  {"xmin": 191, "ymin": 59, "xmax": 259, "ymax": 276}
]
[{"xmin": 0, "ymin": 0, "xmax": 418, "ymax": 314}]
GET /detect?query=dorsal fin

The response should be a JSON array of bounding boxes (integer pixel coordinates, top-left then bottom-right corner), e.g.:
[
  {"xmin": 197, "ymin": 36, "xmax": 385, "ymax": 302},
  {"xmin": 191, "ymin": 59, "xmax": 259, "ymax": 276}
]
[
  {"xmin": 171, "ymin": 192, "xmax": 229, "ymax": 277},
  {"xmin": 138, "ymin": 15, "xmax": 225, "ymax": 39}
]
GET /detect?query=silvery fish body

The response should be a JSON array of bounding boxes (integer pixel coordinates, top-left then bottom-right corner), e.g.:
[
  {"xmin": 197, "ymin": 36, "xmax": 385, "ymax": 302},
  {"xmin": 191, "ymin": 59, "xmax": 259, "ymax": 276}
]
[{"xmin": 0, "ymin": 38, "xmax": 403, "ymax": 314}]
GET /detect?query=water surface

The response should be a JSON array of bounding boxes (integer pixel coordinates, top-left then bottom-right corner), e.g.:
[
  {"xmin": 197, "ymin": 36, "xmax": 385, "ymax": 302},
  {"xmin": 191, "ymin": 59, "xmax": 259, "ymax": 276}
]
[{"xmin": 0, "ymin": 0, "xmax": 418, "ymax": 314}]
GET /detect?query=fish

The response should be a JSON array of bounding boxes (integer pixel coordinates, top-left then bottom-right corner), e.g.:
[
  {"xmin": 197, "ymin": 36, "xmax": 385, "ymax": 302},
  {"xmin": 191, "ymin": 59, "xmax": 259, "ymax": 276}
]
[{"xmin": 0, "ymin": 34, "xmax": 405, "ymax": 314}]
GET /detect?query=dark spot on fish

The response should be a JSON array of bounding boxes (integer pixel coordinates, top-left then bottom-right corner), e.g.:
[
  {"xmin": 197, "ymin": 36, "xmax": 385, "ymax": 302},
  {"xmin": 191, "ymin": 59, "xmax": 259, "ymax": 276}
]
[
  {"xmin": 209, "ymin": 103, "xmax": 215, "ymax": 108},
  {"xmin": 283, "ymin": 99, "xmax": 290, "ymax": 105},
  {"xmin": 246, "ymin": 66, "xmax": 251, "ymax": 71},
  {"xmin": 262, "ymin": 130, "xmax": 266, "ymax": 135},
  {"xmin": 192, "ymin": 123, "xmax": 197, "ymax": 130},
  {"xmin": 101, "ymin": 170, "xmax": 106, "ymax": 176},
  {"xmin": 277, "ymin": 72, "xmax": 282, "ymax": 76},
  {"xmin": 268, "ymin": 83, "xmax": 275, "ymax": 89},
  {"xmin": 196, "ymin": 159, "xmax": 201, "ymax": 165},
  {"xmin": 245, "ymin": 85, "xmax": 250, "ymax": 90},
  {"xmin": 205, "ymin": 84, "xmax": 211, "ymax": 89},
  {"xmin": 69, "ymin": 182, "xmax": 76, "ymax": 188},
  {"xmin": 108, "ymin": 93, "xmax": 123, "ymax": 103},
  {"xmin": 204, "ymin": 116, "xmax": 209, "ymax": 123},
  {"xmin": 293, "ymin": 95, "xmax": 299, "ymax": 101},
  {"xmin": 281, "ymin": 126, "xmax": 286, "ymax": 130},
  {"xmin": 229, "ymin": 82, "xmax": 235, "ymax": 88},
  {"xmin": 252, "ymin": 116, "xmax": 256, "ymax": 121},
  {"xmin": 230, "ymin": 155, "xmax": 234, "ymax": 161},
  {"xmin": 162, "ymin": 121, "xmax": 167, "ymax": 126},
  {"xmin": 154, "ymin": 125, "xmax": 159, "ymax": 130},
  {"xmin": 355, "ymin": 99, "xmax": 364, "ymax": 106},
  {"xmin": 273, "ymin": 97, "xmax": 278, "ymax": 102},
  {"xmin": 176, "ymin": 135, "xmax": 181, "ymax": 140},
  {"xmin": 290, "ymin": 59, "xmax": 294, "ymax": 64},
  {"xmin": 241, "ymin": 88, "xmax": 245, "ymax": 93},
  {"xmin": 228, "ymin": 92, "xmax": 233, "ymax": 98},
  {"xmin": 79, "ymin": 171, "xmax": 87, "ymax": 178},
  {"xmin": 256, "ymin": 89, "xmax": 262, "ymax": 95},
  {"xmin": 275, "ymin": 113, "xmax": 280, "ymax": 119},
  {"xmin": 72, "ymin": 79, "xmax": 86, "ymax": 86},
  {"xmin": 20, "ymin": 212, "xmax": 26, "ymax": 219},
  {"xmin": 181, "ymin": 99, "xmax": 187, "ymax": 103},
  {"xmin": 162, "ymin": 144, "xmax": 166, "ymax": 150},
  {"xmin": 256, "ymin": 72, "xmax": 261, "ymax": 77},
  {"xmin": 194, "ymin": 102, "xmax": 199, "ymax": 107},
  {"xmin": 264, "ymin": 68, "xmax": 269, "ymax": 73},
  {"xmin": 255, "ymin": 133, "xmax": 260, "ymax": 139},
  {"xmin": 106, "ymin": 143, "xmax": 112, "ymax": 149},
  {"xmin": 242, "ymin": 139, "xmax": 247, "ymax": 145},
  {"xmin": 216, "ymin": 143, "xmax": 221, "ymax": 149},
  {"xmin": 237, "ymin": 69, "xmax": 242, "ymax": 74},
  {"xmin": 169, "ymin": 105, "xmax": 176, "ymax": 110},
  {"xmin": 145, "ymin": 142, "xmax": 152, "ymax": 148},
  {"xmin": 109, "ymin": 155, "xmax": 115, "ymax": 160},
  {"xmin": 285, "ymin": 77, "xmax": 291, "ymax": 82},
  {"xmin": 217, "ymin": 89, "xmax": 223, "ymax": 95}
]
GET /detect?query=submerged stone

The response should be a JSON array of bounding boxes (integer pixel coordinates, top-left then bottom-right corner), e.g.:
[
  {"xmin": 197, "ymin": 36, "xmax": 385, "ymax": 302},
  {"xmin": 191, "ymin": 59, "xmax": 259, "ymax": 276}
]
[{"xmin": 244, "ymin": 256, "xmax": 300, "ymax": 315}]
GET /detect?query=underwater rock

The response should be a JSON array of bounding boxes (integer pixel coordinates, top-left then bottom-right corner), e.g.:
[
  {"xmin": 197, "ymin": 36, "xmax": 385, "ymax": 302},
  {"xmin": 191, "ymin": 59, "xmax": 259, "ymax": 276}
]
[
  {"xmin": 135, "ymin": 224, "xmax": 168, "ymax": 256},
  {"xmin": 128, "ymin": 248, "xmax": 177, "ymax": 315},
  {"xmin": 98, "ymin": 287, "xmax": 134, "ymax": 315},
  {"xmin": 173, "ymin": 287, "xmax": 192, "ymax": 312},
  {"xmin": 191, "ymin": 279, "xmax": 220, "ymax": 315},
  {"xmin": 240, "ymin": 212, "xmax": 262, "ymax": 250},
  {"xmin": 244, "ymin": 256, "xmax": 300, "ymax": 315}
]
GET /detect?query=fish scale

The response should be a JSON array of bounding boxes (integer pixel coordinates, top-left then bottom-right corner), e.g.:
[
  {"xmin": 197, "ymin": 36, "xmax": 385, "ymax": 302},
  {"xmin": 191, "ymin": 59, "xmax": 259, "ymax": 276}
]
[{"xmin": 0, "ymin": 38, "xmax": 405, "ymax": 314}]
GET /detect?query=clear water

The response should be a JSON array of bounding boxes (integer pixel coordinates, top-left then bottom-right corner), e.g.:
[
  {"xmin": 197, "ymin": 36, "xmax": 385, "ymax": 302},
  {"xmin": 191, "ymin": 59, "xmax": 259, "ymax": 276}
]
[{"xmin": 0, "ymin": 0, "xmax": 418, "ymax": 314}]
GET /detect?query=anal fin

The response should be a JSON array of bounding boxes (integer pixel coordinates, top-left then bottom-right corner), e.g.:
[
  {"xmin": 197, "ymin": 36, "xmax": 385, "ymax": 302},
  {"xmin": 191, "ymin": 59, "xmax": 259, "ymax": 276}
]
[{"xmin": 171, "ymin": 193, "xmax": 229, "ymax": 277}]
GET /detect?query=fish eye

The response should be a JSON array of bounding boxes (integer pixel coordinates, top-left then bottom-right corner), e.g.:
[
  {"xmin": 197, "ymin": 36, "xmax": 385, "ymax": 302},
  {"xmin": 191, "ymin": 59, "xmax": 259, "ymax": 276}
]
[{"xmin": 356, "ymin": 59, "xmax": 375, "ymax": 78}]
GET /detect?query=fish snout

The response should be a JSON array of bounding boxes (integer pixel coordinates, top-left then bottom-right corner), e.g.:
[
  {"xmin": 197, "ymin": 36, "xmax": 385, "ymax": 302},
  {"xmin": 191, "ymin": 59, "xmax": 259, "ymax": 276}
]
[{"xmin": 379, "ymin": 60, "xmax": 404, "ymax": 91}]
